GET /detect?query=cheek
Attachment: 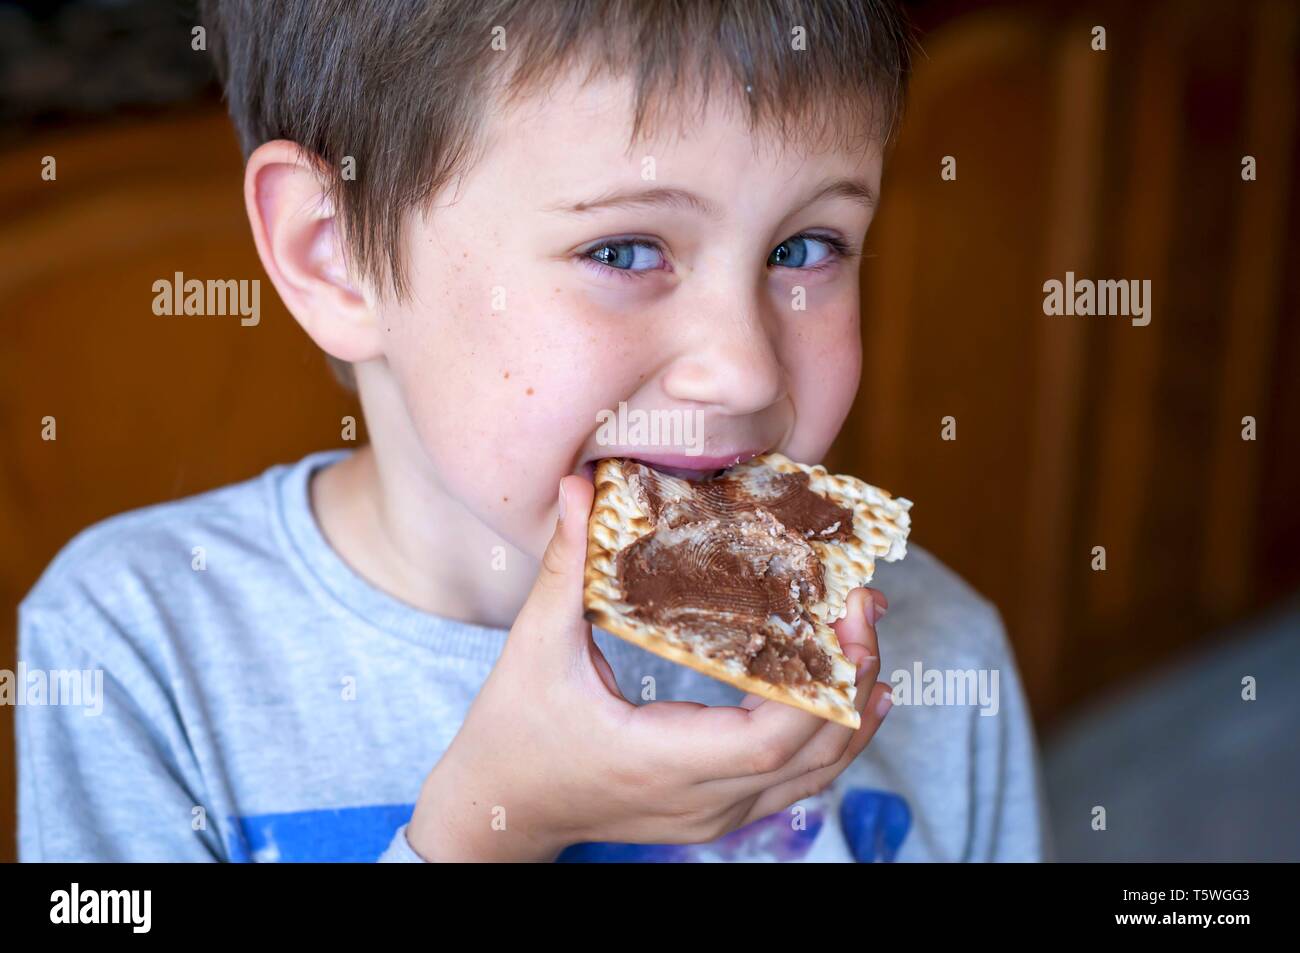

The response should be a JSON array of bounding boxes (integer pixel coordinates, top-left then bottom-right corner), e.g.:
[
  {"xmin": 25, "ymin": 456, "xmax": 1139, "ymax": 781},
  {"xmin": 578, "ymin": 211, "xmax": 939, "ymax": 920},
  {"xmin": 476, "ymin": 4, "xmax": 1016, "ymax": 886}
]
[
  {"xmin": 786, "ymin": 304, "xmax": 862, "ymax": 456},
  {"xmin": 381, "ymin": 267, "xmax": 635, "ymax": 555}
]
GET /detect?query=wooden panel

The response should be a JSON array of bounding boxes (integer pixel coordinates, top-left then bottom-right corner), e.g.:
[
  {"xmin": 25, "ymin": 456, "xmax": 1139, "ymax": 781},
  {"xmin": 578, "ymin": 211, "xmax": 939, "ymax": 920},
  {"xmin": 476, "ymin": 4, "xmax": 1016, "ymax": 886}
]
[
  {"xmin": 1018, "ymin": 20, "xmax": 1107, "ymax": 712},
  {"xmin": 1203, "ymin": 0, "xmax": 1298, "ymax": 614},
  {"xmin": 1083, "ymin": 3, "xmax": 1182, "ymax": 620}
]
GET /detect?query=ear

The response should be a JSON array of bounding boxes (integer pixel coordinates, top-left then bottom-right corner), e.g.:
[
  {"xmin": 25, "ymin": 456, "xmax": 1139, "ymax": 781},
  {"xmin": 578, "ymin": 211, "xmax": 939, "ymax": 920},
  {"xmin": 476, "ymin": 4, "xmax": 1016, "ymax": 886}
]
[{"xmin": 243, "ymin": 140, "xmax": 383, "ymax": 364}]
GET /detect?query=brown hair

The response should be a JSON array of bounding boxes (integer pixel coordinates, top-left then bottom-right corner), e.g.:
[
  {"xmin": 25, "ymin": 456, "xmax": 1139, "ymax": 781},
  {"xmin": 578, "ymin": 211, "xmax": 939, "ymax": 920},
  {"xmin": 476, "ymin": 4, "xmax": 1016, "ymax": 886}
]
[{"xmin": 200, "ymin": 0, "xmax": 912, "ymax": 389}]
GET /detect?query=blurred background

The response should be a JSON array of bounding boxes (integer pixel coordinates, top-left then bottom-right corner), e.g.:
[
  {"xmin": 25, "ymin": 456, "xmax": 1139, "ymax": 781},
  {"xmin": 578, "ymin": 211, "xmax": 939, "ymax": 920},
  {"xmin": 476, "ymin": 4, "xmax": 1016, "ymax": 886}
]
[{"xmin": 1, "ymin": 0, "xmax": 1297, "ymax": 862}]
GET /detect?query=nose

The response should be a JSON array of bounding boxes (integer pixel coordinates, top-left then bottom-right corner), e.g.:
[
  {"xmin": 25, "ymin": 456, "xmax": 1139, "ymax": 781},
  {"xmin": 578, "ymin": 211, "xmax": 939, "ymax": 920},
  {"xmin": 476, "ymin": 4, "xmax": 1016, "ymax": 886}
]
[{"xmin": 660, "ymin": 294, "xmax": 787, "ymax": 415}]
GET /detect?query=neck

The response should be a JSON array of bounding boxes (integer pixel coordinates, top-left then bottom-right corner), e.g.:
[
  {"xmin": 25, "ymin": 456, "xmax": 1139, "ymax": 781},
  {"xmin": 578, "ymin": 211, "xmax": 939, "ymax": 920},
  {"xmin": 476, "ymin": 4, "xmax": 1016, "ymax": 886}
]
[{"xmin": 309, "ymin": 369, "xmax": 538, "ymax": 630}]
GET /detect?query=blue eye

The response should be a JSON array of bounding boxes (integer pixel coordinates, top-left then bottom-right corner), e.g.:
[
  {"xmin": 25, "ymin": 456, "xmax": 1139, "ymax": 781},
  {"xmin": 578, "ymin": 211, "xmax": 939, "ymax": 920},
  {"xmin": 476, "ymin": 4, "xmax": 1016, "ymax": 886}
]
[
  {"xmin": 769, "ymin": 234, "xmax": 848, "ymax": 269},
  {"xmin": 578, "ymin": 231, "xmax": 855, "ymax": 282},
  {"xmin": 585, "ymin": 240, "xmax": 665, "ymax": 273}
]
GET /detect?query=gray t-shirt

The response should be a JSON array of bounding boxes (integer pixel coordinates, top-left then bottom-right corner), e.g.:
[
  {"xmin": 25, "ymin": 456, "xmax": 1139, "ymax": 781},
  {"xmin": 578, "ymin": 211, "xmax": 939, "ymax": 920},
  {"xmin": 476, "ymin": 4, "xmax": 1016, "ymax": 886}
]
[{"xmin": 16, "ymin": 449, "xmax": 1051, "ymax": 862}]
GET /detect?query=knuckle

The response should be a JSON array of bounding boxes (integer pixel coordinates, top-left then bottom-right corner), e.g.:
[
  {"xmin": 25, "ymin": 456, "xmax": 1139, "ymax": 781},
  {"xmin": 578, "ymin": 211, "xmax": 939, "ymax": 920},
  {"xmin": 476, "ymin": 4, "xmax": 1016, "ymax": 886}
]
[
  {"xmin": 678, "ymin": 825, "xmax": 716, "ymax": 845},
  {"xmin": 609, "ymin": 757, "xmax": 657, "ymax": 791},
  {"xmin": 707, "ymin": 816, "xmax": 737, "ymax": 841},
  {"xmin": 749, "ymin": 745, "xmax": 789, "ymax": 776},
  {"xmin": 772, "ymin": 790, "xmax": 804, "ymax": 817},
  {"xmin": 670, "ymin": 807, "xmax": 717, "ymax": 842},
  {"xmin": 788, "ymin": 775, "xmax": 829, "ymax": 807},
  {"xmin": 538, "ymin": 539, "xmax": 569, "ymax": 586},
  {"xmin": 813, "ymin": 744, "xmax": 842, "ymax": 772},
  {"xmin": 800, "ymin": 776, "xmax": 829, "ymax": 802},
  {"xmin": 692, "ymin": 813, "xmax": 735, "ymax": 844}
]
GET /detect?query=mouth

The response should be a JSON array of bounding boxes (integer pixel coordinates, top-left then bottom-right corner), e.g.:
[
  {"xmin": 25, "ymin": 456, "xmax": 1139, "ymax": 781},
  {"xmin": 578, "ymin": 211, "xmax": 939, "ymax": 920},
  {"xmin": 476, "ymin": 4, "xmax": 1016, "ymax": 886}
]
[{"xmin": 578, "ymin": 450, "xmax": 766, "ymax": 483}]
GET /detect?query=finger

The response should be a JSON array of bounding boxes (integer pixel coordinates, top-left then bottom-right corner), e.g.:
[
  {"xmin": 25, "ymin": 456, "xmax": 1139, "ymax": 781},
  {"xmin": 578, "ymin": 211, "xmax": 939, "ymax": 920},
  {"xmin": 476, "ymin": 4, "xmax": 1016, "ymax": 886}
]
[
  {"xmin": 626, "ymin": 695, "xmax": 822, "ymax": 783},
  {"xmin": 629, "ymin": 661, "xmax": 867, "ymax": 784},
  {"xmin": 731, "ymin": 692, "xmax": 842, "ymax": 774},
  {"xmin": 679, "ymin": 689, "xmax": 848, "ymax": 782},
  {"xmin": 626, "ymin": 591, "xmax": 883, "ymax": 778},
  {"xmin": 586, "ymin": 631, "xmax": 623, "ymax": 699},
  {"xmin": 831, "ymin": 588, "xmax": 882, "ymax": 669},
  {"xmin": 864, "ymin": 587, "xmax": 889, "ymax": 614},
  {"xmin": 738, "ymin": 680, "xmax": 894, "ymax": 827},
  {"xmin": 768, "ymin": 646, "xmax": 882, "ymax": 785},
  {"xmin": 714, "ymin": 649, "xmax": 880, "ymax": 797},
  {"xmin": 735, "ymin": 588, "xmax": 882, "ymax": 710},
  {"xmin": 507, "ymin": 474, "xmax": 596, "ymax": 662},
  {"xmin": 655, "ymin": 605, "xmax": 880, "ymax": 780},
  {"xmin": 622, "ymin": 698, "xmax": 755, "ymax": 778},
  {"xmin": 716, "ymin": 592, "xmax": 880, "ymax": 782}
]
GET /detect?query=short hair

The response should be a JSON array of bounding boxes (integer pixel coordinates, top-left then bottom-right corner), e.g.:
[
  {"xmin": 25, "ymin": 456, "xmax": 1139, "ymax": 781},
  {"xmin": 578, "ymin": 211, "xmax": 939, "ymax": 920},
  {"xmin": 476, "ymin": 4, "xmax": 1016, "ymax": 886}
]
[{"xmin": 201, "ymin": 0, "xmax": 912, "ymax": 389}]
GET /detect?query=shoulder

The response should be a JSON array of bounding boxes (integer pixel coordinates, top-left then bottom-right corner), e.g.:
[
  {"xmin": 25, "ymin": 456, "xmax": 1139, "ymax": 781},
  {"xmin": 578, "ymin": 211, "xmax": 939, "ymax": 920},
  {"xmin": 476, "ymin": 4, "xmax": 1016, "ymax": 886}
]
[{"xmin": 18, "ymin": 455, "xmax": 311, "ymax": 651}]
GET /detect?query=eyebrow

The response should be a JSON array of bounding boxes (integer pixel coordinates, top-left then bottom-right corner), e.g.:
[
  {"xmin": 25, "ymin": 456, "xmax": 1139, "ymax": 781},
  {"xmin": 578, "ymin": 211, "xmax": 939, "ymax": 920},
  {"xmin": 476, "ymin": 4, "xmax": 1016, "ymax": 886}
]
[{"xmin": 543, "ymin": 177, "xmax": 876, "ymax": 218}]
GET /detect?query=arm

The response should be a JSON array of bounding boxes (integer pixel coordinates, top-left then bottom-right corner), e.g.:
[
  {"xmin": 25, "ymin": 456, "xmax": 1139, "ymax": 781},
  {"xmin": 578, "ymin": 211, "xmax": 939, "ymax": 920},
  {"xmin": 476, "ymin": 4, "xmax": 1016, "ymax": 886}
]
[{"xmin": 16, "ymin": 605, "xmax": 223, "ymax": 862}]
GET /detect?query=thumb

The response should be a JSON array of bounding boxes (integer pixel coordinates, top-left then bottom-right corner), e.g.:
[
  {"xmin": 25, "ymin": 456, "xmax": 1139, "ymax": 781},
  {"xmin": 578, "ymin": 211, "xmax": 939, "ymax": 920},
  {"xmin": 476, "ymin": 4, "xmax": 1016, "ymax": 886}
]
[{"xmin": 511, "ymin": 474, "xmax": 595, "ymax": 649}]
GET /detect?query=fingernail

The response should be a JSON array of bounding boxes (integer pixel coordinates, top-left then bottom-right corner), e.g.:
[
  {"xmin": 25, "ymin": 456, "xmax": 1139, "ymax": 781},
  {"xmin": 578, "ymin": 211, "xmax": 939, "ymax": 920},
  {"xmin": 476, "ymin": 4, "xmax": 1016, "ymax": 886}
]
[
  {"xmin": 863, "ymin": 594, "xmax": 879, "ymax": 626},
  {"xmin": 876, "ymin": 604, "xmax": 889, "ymax": 620},
  {"xmin": 558, "ymin": 480, "xmax": 567, "ymax": 521},
  {"xmin": 876, "ymin": 691, "xmax": 894, "ymax": 719},
  {"xmin": 856, "ymin": 654, "xmax": 877, "ymax": 682}
]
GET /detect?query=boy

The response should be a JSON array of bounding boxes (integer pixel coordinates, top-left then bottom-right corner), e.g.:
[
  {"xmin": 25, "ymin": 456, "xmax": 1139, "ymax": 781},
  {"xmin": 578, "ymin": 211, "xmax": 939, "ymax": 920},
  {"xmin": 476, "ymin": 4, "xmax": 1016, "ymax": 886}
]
[{"xmin": 17, "ymin": 0, "xmax": 1050, "ymax": 862}]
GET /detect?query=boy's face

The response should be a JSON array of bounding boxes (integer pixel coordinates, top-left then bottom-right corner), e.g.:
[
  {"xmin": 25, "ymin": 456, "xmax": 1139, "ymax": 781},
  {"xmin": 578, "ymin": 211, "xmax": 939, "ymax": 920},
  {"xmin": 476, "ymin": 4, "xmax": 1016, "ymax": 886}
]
[{"xmin": 374, "ymin": 73, "xmax": 882, "ymax": 559}]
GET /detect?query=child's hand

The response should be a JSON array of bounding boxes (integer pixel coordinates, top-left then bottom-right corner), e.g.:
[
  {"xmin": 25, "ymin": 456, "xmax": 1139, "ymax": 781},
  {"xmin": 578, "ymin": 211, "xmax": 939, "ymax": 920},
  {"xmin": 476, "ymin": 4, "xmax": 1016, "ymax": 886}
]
[{"xmin": 406, "ymin": 475, "xmax": 893, "ymax": 861}]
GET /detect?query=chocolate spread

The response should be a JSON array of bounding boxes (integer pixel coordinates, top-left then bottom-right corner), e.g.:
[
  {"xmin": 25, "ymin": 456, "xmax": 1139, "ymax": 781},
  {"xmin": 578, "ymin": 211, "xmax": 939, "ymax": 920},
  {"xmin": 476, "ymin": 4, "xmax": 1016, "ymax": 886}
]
[
  {"xmin": 626, "ymin": 464, "xmax": 856, "ymax": 543},
  {"xmin": 616, "ymin": 460, "xmax": 855, "ymax": 687}
]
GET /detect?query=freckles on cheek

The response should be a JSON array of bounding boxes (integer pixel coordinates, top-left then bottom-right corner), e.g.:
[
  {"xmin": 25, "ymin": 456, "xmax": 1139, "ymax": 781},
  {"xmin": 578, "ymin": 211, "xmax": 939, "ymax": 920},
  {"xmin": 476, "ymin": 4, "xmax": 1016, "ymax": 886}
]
[
  {"xmin": 800, "ymin": 306, "xmax": 861, "ymax": 374},
  {"xmin": 791, "ymin": 307, "xmax": 861, "ymax": 420}
]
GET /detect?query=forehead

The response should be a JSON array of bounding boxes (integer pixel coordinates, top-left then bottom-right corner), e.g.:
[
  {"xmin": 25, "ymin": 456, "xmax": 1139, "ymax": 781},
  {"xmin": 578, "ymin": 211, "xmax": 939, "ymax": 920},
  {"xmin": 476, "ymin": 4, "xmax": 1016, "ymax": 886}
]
[{"xmin": 477, "ymin": 70, "xmax": 883, "ymax": 207}]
